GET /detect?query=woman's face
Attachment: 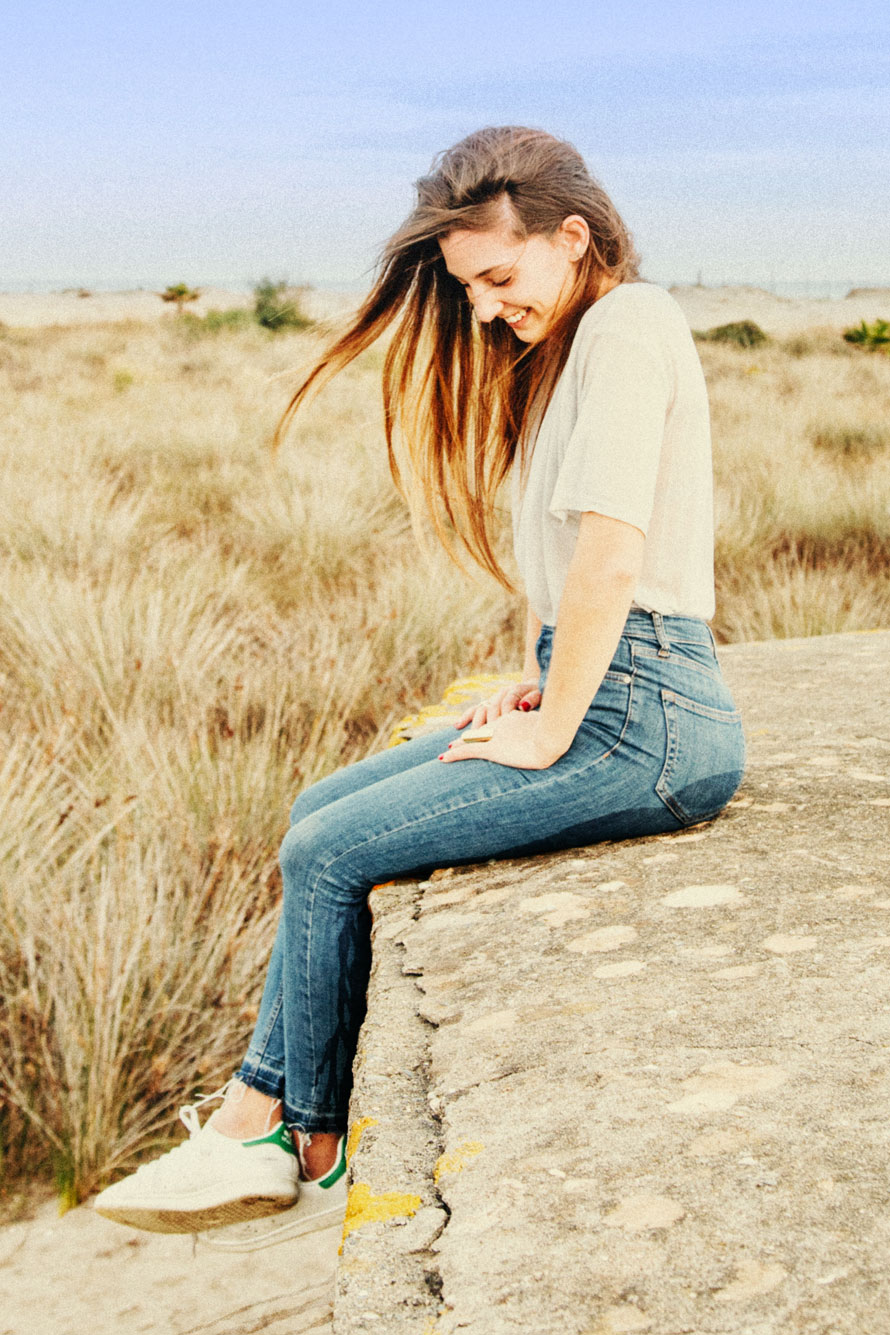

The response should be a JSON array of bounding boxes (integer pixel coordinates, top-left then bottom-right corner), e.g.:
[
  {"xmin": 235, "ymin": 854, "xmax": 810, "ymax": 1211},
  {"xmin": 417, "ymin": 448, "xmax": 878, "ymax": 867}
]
[{"xmin": 439, "ymin": 202, "xmax": 589, "ymax": 344}]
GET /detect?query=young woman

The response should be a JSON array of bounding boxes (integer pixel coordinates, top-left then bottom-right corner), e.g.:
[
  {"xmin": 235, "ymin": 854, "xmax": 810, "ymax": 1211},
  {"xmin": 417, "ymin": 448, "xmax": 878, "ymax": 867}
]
[{"xmin": 94, "ymin": 126, "xmax": 745, "ymax": 1244}]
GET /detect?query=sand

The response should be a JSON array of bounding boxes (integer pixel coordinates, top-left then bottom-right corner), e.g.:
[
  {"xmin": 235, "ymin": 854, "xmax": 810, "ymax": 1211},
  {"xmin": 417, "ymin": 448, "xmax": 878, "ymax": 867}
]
[
  {"xmin": 0, "ymin": 1189, "xmax": 338, "ymax": 1334},
  {"xmin": 1, "ymin": 284, "xmax": 888, "ymax": 335},
  {"xmin": 669, "ymin": 283, "xmax": 890, "ymax": 336}
]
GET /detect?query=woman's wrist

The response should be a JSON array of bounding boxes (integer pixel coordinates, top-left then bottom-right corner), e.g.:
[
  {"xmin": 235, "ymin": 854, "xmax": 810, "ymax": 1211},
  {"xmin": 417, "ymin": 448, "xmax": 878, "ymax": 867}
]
[{"xmin": 533, "ymin": 709, "xmax": 576, "ymax": 763}]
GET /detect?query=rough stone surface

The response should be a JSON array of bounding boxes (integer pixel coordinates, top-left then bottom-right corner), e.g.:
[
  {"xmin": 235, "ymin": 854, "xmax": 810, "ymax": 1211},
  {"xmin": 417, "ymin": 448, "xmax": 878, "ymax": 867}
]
[{"xmin": 334, "ymin": 630, "xmax": 890, "ymax": 1334}]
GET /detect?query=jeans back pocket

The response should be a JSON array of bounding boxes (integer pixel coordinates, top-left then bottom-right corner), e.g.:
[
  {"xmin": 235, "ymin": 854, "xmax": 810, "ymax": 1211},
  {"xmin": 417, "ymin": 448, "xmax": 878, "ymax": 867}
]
[{"xmin": 656, "ymin": 690, "xmax": 746, "ymax": 826}]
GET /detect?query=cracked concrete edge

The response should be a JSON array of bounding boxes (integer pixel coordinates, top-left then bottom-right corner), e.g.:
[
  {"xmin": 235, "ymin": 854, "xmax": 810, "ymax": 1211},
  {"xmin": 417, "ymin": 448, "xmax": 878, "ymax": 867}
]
[{"xmin": 333, "ymin": 877, "xmax": 450, "ymax": 1334}]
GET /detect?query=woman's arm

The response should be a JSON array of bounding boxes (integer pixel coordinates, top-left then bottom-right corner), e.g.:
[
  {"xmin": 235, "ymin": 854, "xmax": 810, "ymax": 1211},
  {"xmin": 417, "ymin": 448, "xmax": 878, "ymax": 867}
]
[
  {"xmin": 534, "ymin": 510, "xmax": 643, "ymax": 761},
  {"xmin": 442, "ymin": 511, "xmax": 644, "ymax": 769},
  {"xmin": 522, "ymin": 602, "xmax": 543, "ymax": 681}
]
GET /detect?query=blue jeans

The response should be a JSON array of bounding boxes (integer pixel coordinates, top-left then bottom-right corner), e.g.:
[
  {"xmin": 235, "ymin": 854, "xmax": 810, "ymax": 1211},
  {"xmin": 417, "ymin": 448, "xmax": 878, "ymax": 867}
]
[{"xmin": 237, "ymin": 610, "xmax": 745, "ymax": 1131}]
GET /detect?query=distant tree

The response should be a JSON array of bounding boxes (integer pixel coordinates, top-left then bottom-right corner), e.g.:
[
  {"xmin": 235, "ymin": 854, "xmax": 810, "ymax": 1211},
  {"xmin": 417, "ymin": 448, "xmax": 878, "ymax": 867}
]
[{"xmin": 160, "ymin": 283, "xmax": 201, "ymax": 312}]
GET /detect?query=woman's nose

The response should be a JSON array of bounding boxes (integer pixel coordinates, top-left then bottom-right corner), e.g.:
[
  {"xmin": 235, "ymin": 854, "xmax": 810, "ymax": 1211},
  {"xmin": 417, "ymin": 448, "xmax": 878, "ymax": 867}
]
[{"xmin": 470, "ymin": 290, "xmax": 503, "ymax": 323}]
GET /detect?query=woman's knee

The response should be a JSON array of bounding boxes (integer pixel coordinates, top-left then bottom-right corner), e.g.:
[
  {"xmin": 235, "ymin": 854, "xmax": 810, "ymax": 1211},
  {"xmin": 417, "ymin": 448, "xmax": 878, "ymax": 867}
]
[{"xmin": 279, "ymin": 813, "xmax": 350, "ymax": 896}]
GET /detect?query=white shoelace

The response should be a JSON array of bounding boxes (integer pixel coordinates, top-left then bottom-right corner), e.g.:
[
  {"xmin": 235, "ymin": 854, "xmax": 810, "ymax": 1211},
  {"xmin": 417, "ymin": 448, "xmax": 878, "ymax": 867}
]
[{"xmin": 178, "ymin": 1078, "xmax": 239, "ymax": 1139}]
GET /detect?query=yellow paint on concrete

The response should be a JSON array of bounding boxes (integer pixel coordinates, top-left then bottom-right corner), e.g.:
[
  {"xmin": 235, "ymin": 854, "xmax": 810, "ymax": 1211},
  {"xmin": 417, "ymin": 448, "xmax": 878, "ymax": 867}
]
[
  {"xmin": 346, "ymin": 1115, "xmax": 378, "ymax": 1165},
  {"xmin": 433, "ymin": 1140, "xmax": 485, "ymax": 1184},
  {"xmin": 341, "ymin": 1181, "xmax": 423, "ymax": 1243},
  {"xmin": 442, "ymin": 671, "xmax": 522, "ymax": 704},
  {"xmin": 388, "ymin": 672, "xmax": 522, "ymax": 746}
]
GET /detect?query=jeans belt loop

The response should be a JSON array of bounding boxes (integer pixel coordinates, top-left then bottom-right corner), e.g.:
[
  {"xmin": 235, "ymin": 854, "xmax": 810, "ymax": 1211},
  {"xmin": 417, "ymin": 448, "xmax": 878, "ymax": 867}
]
[{"xmin": 651, "ymin": 610, "xmax": 671, "ymax": 658}]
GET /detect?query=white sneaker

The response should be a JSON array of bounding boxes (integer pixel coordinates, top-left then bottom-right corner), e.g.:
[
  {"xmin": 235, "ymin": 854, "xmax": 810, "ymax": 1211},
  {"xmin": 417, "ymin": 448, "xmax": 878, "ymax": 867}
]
[
  {"xmin": 93, "ymin": 1085, "xmax": 300, "ymax": 1234},
  {"xmin": 199, "ymin": 1132, "xmax": 348, "ymax": 1252}
]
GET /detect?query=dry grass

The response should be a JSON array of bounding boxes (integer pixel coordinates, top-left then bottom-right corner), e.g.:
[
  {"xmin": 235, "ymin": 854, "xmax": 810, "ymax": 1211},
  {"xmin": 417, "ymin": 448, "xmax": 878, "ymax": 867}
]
[{"xmin": 1, "ymin": 316, "xmax": 888, "ymax": 1203}]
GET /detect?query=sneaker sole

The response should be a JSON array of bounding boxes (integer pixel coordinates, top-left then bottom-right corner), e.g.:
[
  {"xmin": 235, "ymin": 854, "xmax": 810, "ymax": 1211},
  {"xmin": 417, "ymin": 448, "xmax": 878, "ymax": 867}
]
[
  {"xmin": 199, "ymin": 1190, "xmax": 347, "ymax": 1251},
  {"xmin": 94, "ymin": 1191, "xmax": 298, "ymax": 1235}
]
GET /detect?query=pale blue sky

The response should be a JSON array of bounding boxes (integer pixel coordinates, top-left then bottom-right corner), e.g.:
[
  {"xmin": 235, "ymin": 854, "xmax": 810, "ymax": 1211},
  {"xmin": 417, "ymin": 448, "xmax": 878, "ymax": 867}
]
[{"xmin": 4, "ymin": 0, "xmax": 888, "ymax": 291}]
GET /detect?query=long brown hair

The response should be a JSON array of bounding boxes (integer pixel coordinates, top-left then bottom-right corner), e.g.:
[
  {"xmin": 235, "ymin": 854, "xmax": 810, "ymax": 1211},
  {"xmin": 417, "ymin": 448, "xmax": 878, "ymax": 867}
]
[{"xmin": 276, "ymin": 126, "xmax": 639, "ymax": 587}]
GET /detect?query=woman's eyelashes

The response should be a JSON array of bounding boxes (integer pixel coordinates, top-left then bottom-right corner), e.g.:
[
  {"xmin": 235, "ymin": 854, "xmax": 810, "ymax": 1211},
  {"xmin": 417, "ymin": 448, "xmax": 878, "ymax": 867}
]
[{"xmin": 456, "ymin": 273, "xmax": 514, "ymax": 292}]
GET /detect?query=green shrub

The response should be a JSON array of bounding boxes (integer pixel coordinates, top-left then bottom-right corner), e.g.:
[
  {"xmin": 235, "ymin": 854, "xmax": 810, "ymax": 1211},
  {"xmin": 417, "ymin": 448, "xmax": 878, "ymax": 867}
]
[
  {"xmin": 694, "ymin": 320, "xmax": 769, "ymax": 348},
  {"xmin": 176, "ymin": 308, "xmax": 253, "ymax": 340},
  {"xmin": 203, "ymin": 307, "xmax": 253, "ymax": 333},
  {"xmin": 112, "ymin": 369, "xmax": 134, "ymax": 393},
  {"xmin": 810, "ymin": 422, "xmax": 889, "ymax": 460},
  {"xmin": 253, "ymin": 278, "xmax": 313, "ymax": 332},
  {"xmin": 842, "ymin": 318, "xmax": 890, "ymax": 352},
  {"xmin": 781, "ymin": 330, "xmax": 857, "ymax": 359}
]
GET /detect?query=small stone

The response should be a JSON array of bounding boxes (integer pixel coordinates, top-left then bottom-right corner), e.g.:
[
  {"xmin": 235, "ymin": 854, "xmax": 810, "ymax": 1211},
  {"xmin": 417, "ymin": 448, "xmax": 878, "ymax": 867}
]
[
  {"xmin": 668, "ymin": 1061, "xmax": 788, "ymax": 1112},
  {"xmin": 688, "ymin": 1129, "xmax": 752, "ymax": 1155},
  {"xmin": 518, "ymin": 890, "xmax": 591, "ymax": 926},
  {"xmin": 715, "ymin": 1260, "xmax": 787, "ymax": 1301},
  {"xmin": 464, "ymin": 1008, "xmax": 517, "ymax": 1034},
  {"xmin": 594, "ymin": 960, "xmax": 646, "ymax": 978},
  {"xmin": 762, "ymin": 933, "xmax": 818, "ymax": 953},
  {"xmin": 667, "ymin": 1089, "xmax": 739, "ymax": 1114},
  {"xmin": 604, "ymin": 1193, "xmax": 685, "ymax": 1231},
  {"xmin": 661, "ymin": 884, "xmax": 742, "ymax": 908},
  {"xmin": 563, "ymin": 1176, "xmax": 599, "ymax": 1194},
  {"xmin": 567, "ymin": 925, "xmax": 638, "ymax": 953},
  {"xmin": 711, "ymin": 963, "xmax": 761, "ymax": 980},
  {"xmin": 590, "ymin": 1305, "xmax": 653, "ymax": 1332}
]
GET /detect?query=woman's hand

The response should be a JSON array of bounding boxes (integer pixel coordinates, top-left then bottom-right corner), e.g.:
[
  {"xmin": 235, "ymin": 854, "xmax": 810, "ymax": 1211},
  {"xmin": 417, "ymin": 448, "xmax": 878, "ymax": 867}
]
[
  {"xmin": 453, "ymin": 679, "xmax": 542, "ymax": 732},
  {"xmin": 440, "ymin": 708, "xmax": 562, "ymax": 771}
]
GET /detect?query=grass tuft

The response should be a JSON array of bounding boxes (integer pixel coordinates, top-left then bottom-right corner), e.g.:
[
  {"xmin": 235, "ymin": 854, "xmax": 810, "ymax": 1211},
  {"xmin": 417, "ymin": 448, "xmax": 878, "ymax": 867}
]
[{"xmin": 809, "ymin": 422, "xmax": 890, "ymax": 461}]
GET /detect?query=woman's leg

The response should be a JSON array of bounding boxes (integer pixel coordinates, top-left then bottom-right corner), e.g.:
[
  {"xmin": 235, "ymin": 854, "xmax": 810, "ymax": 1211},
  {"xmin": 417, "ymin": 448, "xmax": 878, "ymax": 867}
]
[
  {"xmin": 233, "ymin": 727, "xmax": 455, "ymax": 1116},
  {"xmin": 245, "ymin": 615, "xmax": 743, "ymax": 1136}
]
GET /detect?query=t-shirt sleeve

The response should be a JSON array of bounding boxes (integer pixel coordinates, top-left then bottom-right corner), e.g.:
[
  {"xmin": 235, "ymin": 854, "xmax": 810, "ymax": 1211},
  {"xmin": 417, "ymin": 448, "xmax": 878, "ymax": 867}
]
[{"xmin": 548, "ymin": 331, "xmax": 672, "ymax": 535}]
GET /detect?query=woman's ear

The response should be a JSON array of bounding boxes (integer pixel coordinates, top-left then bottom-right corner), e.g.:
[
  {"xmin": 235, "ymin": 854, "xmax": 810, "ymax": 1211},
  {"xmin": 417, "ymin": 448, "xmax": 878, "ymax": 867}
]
[{"xmin": 558, "ymin": 214, "xmax": 590, "ymax": 263}]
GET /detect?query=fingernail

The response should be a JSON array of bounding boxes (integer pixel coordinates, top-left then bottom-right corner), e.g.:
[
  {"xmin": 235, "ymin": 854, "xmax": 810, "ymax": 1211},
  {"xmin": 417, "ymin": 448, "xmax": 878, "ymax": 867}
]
[
  {"xmin": 519, "ymin": 701, "xmax": 531, "ymax": 711},
  {"xmin": 438, "ymin": 754, "xmax": 445, "ymax": 761}
]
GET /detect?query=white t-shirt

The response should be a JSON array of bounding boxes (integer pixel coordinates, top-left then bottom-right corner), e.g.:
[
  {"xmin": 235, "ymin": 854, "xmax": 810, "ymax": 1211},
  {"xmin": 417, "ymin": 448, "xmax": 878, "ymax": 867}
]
[{"xmin": 511, "ymin": 282, "xmax": 715, "ymax": 624}]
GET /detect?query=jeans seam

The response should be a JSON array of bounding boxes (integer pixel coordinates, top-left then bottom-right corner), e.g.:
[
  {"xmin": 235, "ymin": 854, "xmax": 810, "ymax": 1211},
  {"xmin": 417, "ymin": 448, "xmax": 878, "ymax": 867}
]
[
  {"xmin": 245, "ymin": 988, "xmax": 284, "ymax": 1071},
  {"xmin": 631, "ymin": 645, "xmax": 724, "ymax": 685}
]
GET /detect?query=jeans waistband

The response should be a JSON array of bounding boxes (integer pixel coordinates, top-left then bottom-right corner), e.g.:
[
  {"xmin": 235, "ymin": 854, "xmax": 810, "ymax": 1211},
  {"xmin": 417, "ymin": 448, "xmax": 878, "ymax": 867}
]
[{"xmin": 540, "ymin": 610, "xmax": 714, "ymax": 652}]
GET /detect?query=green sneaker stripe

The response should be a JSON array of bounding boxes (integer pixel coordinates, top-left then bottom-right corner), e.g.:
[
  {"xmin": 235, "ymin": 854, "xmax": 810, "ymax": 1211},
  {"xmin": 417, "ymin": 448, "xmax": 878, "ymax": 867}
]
[
  {"xmin": 243, "ymin": 1122, "xmax": 297, "ymax": 1156},
  {"xmin": 318, "ymin": 1138, "xmax": 347, "ymax": 1189}
]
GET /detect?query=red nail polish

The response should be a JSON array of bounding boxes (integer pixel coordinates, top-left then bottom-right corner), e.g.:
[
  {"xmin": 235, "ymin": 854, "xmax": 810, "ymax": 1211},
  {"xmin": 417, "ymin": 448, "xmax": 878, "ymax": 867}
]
[
  {"xmin": 438, "ymin": 754, "xmax": 445, "ymax": 760},
  {"xmin": 519, "ymin": 701, "xmax": 531, "ymax": 711}
]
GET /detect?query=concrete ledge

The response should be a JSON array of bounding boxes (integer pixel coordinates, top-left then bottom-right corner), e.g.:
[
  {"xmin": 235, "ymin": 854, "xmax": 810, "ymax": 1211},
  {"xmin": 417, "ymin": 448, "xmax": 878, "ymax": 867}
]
[{"xmin": 335, "ymin": 631, "xmax": 890, "ymax": 1334}]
